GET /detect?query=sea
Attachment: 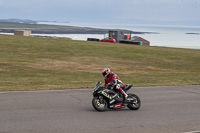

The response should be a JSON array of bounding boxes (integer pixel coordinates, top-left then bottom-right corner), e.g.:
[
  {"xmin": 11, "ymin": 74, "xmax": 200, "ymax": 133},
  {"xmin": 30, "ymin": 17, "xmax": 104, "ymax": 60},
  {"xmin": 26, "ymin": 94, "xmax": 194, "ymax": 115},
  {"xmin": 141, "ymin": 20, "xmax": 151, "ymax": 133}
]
[{"xmin": 2, "ymin": 22, "xmax": 200, "ymax": 49}]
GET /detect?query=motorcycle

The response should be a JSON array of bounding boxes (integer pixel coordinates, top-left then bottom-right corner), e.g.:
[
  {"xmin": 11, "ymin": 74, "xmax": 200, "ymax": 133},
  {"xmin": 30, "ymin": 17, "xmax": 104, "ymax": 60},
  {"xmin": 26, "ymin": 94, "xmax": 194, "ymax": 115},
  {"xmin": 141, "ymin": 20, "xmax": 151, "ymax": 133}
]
[{"xmin": 92, "ymin": 82, "xmax": 141, "ymax": 111}]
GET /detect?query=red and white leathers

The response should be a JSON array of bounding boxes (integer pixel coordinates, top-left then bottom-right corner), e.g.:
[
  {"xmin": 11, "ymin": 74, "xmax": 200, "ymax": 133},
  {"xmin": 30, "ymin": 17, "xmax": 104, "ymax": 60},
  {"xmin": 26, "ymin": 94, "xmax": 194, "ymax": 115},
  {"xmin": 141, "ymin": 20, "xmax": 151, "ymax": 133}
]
[{"xmin": 104, "ymin": 72, "xmax": 128, "ymax": 98}]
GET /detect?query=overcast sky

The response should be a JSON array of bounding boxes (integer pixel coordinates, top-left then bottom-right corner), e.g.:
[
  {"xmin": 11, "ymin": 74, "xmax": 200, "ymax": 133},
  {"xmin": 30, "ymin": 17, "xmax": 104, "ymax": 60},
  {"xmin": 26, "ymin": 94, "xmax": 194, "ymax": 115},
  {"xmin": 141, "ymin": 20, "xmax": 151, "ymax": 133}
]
[{"xmin": 0, "ymin": 0, "xmax": 200, "ymax": 25}]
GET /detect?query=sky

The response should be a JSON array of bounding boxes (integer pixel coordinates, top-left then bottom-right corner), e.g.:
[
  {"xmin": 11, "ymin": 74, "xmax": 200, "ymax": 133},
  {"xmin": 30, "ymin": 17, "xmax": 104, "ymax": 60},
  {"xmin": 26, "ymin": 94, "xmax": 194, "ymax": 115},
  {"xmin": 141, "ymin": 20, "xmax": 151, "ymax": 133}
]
[{"xmin": 0, "ymin": 0, "xmax": 200, "ymax": 26}]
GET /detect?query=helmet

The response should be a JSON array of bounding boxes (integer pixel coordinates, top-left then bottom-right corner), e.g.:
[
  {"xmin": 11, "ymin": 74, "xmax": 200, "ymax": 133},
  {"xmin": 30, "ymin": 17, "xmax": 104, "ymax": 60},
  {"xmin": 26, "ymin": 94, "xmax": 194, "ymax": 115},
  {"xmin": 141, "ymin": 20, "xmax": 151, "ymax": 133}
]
[{"xmin": 102, "ymin": 68, "xmax": 110, "ymax": 77}]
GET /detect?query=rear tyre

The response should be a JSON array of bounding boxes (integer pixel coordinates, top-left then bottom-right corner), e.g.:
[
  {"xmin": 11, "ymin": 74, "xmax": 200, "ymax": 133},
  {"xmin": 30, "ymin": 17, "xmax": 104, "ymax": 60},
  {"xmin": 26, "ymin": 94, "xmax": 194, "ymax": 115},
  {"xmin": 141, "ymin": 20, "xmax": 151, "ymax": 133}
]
[
  {"xmin": 127, "ymin": 94, "xmax": 141, "ymax": 110},
  {"xmin": 92, "ymin": 97, "xmax": 108, "ymax": 111}
]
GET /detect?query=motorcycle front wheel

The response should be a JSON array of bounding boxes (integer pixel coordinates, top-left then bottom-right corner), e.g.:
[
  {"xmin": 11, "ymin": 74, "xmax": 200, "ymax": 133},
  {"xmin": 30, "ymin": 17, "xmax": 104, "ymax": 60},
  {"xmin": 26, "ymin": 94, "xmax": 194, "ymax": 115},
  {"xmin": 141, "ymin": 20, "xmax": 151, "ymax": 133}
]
[
  {"xmin": 92, "ymin": 97, "xmax": 108, "ymax": 111},
  {"xmin": 127, "ymin": 94, "xmax": 141, "ymax": 110}
]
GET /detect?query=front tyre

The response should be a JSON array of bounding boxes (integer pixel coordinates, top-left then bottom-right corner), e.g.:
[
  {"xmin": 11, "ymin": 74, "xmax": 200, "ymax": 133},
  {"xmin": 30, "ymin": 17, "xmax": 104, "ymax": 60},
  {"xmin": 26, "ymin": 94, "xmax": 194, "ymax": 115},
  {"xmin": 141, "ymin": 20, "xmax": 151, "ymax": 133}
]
[
  {"xmin": 92, "ymin": 97, "xmax": 108, "ymax": 111},
  {"xmin": 127, "ymin": 94, "xmax": 141, "ymax": 110}
]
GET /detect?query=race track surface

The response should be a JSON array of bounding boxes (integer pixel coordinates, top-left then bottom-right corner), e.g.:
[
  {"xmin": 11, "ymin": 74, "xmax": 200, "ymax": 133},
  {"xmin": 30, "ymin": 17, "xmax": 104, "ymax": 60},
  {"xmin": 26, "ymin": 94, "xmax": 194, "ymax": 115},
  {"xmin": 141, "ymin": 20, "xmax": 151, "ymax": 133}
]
[{"xmin": 0, "ymin": 85, "xmax": 200, "ymax": 133}]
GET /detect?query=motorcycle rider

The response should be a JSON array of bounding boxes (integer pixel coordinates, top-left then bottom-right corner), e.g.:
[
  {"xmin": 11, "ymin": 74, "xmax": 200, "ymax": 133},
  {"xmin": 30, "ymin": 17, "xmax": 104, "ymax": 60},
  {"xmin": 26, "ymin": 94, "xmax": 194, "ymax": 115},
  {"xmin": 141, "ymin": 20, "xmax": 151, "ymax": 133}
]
[{"xmin": 102, "ymin": 67, "xmax": 132, "ymax": 103}]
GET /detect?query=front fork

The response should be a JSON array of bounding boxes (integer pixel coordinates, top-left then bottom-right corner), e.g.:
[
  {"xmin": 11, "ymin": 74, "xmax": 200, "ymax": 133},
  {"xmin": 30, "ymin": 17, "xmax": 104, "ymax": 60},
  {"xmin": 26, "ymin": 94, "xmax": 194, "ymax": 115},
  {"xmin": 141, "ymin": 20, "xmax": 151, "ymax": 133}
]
[{"xmin": 98, "ymin": 95, "xmax": 104, "ymax": 104}]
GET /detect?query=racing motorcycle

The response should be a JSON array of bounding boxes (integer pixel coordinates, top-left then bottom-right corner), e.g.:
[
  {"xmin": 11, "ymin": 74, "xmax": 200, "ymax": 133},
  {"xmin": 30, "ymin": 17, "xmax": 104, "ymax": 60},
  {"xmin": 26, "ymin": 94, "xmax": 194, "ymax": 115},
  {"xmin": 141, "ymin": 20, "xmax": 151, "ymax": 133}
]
[{"xmin": 92, "ymin": 82, "xmax": 141, "ymax": 111}]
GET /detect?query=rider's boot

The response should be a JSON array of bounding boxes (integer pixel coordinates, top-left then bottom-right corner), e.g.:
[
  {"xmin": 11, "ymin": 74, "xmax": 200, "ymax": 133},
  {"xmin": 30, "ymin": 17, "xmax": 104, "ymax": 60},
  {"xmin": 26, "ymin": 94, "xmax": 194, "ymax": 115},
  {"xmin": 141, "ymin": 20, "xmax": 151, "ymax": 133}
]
[{"xmin": 120, "ymin": 89, "xmax": 134, "ymax": 101}]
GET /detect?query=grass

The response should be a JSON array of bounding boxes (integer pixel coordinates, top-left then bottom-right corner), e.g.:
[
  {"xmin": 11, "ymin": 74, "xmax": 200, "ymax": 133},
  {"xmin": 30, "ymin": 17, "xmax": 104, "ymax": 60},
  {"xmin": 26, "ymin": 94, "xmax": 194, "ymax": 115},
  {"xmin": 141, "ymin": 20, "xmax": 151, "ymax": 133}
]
[{"xmin": 0, "ymin": 34, "xmax": 200, "ymax": 91}]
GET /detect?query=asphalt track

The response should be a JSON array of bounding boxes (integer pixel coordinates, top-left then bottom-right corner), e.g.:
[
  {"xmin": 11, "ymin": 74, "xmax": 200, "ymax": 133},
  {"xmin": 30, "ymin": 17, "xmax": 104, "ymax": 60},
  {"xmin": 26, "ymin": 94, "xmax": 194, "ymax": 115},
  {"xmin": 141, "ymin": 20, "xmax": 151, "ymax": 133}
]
[{"xmin": 0, "ymin": 85, "xmax": 200, "ymax": 133}]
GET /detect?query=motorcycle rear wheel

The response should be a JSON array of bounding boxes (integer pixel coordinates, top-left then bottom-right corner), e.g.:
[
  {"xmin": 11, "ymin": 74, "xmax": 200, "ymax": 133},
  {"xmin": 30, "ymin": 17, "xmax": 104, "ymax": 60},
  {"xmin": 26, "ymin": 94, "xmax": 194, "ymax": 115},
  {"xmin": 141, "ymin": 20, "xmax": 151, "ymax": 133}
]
[
  {"xmin": 127, "ymin": 94, "xmax": 141, "ymax": 110},
  {"xmin": 92, "ymin": 97, "xmax": 108, "ymax": 111}
]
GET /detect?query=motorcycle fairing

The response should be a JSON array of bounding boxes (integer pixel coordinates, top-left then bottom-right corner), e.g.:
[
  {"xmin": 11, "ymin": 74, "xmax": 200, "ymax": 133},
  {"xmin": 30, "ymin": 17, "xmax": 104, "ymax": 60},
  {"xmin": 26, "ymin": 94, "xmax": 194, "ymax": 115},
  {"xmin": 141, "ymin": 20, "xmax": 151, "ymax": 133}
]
[
  {"xmin": 98, "ymin": 89, "xmax": 118, "ymax": 100},
  {"xmin": 93, "ymin": 82, "xmax": 102, "ymax": 93}
]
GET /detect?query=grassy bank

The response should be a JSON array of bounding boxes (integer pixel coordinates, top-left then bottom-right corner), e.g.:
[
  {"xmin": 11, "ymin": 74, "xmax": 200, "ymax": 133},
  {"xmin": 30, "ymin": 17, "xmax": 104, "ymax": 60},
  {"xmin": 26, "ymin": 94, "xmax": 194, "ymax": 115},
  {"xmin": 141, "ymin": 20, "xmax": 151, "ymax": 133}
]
[{"xmin": 0, "ymin": 34, "xmax": 199, "ymax": 91}]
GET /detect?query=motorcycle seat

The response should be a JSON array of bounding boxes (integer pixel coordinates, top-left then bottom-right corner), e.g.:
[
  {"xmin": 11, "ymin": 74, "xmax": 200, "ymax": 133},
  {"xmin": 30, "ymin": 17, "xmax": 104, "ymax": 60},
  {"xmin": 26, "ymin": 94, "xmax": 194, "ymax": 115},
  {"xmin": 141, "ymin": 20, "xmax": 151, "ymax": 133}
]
[{"xmin": 124, "ymin": 84, "xmax": 133, "ymax": 92}]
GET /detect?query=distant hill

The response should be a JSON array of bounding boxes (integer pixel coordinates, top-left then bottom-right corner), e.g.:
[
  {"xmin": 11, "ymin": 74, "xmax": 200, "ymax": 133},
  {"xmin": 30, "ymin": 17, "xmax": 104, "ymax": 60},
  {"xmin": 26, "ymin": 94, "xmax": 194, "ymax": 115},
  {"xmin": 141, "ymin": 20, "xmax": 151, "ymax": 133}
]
[
  {"xmin": 0, "ymin": 19, "xmax": 38, "ymax": 24},
  {"xmin": 0, "ymin": 22, "xmax": 156, "ymax": 34}
]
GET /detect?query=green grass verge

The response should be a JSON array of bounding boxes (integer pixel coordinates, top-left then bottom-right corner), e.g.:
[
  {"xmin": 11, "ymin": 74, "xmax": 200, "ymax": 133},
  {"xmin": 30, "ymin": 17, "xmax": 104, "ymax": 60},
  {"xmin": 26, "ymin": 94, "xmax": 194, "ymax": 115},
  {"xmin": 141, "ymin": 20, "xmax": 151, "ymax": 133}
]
[{"xmin": 0, "ymin": 34, "xmax": 199, "ymax": 91}]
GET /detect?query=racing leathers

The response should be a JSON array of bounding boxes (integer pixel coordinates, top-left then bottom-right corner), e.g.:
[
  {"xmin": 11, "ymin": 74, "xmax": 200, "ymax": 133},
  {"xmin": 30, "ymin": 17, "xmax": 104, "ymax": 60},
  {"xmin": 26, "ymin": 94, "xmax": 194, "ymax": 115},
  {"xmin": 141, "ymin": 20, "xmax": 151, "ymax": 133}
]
[{"xmin": 104, "ymin": 72, "xmax": 128, "ymax": 103}]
